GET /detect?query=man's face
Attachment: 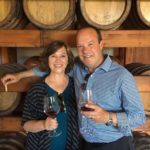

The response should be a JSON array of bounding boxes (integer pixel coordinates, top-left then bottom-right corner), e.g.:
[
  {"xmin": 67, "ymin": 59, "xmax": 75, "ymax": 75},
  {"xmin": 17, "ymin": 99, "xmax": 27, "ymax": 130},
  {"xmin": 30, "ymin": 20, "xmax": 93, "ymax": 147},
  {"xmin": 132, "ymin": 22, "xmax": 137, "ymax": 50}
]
[{"xmin": 76, "ymin": 28, "xmax": 103, "ymax": 72}]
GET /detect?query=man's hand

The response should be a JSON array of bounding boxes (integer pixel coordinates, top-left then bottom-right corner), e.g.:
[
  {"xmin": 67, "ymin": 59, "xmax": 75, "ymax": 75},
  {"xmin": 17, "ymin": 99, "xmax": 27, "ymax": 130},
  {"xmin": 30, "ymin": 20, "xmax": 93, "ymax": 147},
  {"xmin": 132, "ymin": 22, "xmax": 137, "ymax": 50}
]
[
  {"xmin": 1, "ymin": 73, "xmax": 21, "ymax": 86},
  {"xmin": 81, "ymin": 102, "xmax": 109, "ymax": 124}
]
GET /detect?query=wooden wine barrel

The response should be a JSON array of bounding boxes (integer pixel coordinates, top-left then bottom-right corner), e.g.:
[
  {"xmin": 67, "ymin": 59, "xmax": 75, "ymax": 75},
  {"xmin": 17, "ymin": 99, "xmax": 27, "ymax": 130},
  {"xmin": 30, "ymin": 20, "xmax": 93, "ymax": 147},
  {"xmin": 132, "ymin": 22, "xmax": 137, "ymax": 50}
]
[
  {"xmin": 0, "ymin": 64, "xmax": 26, "ymax": 116},
  {"xmin": 0, "ymin": 92, "xmax": 21, "ymax": 116},
  {"xmin": 76, "ymin": 0, "xmax": 131, "ymax": 30},
  {"xmin": 0, "ymin": 132, "xmax": 26, "ymax": 150},
  {"xmin": 137, "ymin": 0, "xmax": 150, "ymax": 28},
  {"xmin": 123, "ymin": 0, "xmax": 150, "ymax": 29},
  {"xmin": 134, "ymin": 134, "xmax": 150, "ymax": 150},
  {"xmin": 23, "ymin": 0, "xmax": 76, "ymax": 30},
  {"xmin": 125, "ymin": 63, "xmax": 150, "ymax": 76},
  {"xmin": 0, "ymin": 0, "xmax": 28, "ymax": 29}
]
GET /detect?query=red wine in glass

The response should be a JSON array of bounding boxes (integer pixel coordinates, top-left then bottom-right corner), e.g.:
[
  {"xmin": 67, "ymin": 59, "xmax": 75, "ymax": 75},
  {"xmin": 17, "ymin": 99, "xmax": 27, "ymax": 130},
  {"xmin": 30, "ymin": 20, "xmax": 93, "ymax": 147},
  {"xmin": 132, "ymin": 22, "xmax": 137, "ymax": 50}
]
[
  {"xmin": 44, "ymin": 96, "xmax": 62, "ymax": 137},
  {"xmin": 81, "ymin": 105, "xmax": 94, "ymax": 111},
  {"xmin": 79, "ymin": 89, "xmax": 94, "ymax": 135},
  {"xmin": 45, "ymin": 110, "xmax": 58, "ymax": 118}
]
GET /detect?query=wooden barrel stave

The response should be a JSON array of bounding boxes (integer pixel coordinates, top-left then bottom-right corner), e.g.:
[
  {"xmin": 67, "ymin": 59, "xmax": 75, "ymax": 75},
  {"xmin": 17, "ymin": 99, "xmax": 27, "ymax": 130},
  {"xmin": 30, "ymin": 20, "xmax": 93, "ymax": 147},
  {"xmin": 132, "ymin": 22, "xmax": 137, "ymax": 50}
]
[
  {"xmin": 0, "ymin": 0, "xmax": 28, "ymax": 29},
  {"xmin": 23, "ymin": 0, "xmax": 75, "ymax": 30},
  {"xmin": 77, "ymin": 0, "xmax": 131, "ymax": 30},
  {"xmin": 0, "ymin": 0, "xmax": 16, "ymax": 27},
  {"xmin": 134, "ymin": 135, "xmax": 150, "ymax": 150},
  {"xmin": 125, "ymin": 63, "xmax": 150, "ymax": 76},
  {"xmin": 0, "ymin": 132, "xmax": 26, "ymax": 150}
]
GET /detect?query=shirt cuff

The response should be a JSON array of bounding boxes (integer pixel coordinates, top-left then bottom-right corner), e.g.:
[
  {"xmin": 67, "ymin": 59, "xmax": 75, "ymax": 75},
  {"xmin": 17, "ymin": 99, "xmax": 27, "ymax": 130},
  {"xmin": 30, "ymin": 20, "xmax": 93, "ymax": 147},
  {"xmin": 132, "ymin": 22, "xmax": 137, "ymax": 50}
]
[
  {"xmin": 33, "ymin": 66, "xmax": 47, "ymax": 77},
  {"xmin": 117, "ymin": 112, "xmax": 131, "ymax": 136}
]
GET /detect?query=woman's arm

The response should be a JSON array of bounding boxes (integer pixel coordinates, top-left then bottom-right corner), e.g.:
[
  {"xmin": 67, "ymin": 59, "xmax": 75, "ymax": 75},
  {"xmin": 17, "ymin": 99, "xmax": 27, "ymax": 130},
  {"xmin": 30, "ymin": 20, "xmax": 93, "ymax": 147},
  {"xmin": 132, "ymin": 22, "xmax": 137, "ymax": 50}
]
[
  {"xmin": 22, "ymin": 85, "xmax": 58, "ymax": 133},
  {"xmin": 23, "ymin": 117, "xmax": 58, "ymax": 133}
]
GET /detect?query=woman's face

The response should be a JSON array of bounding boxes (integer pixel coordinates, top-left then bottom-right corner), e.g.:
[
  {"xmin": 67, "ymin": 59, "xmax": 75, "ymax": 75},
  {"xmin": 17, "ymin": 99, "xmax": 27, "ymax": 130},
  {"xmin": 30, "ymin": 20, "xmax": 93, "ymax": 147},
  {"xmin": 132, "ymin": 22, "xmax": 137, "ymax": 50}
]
[{"xmin": 48, "ymin": 46, "xmax": 68, "ymax": 74}]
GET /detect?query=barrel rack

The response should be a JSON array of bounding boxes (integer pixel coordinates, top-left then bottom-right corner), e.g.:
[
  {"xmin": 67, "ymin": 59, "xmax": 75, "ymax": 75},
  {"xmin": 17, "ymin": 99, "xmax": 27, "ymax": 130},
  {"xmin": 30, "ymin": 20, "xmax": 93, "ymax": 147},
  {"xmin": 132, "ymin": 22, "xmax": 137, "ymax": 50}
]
[{"xmin": 0, "ymin": 30, "xmax": 150, "ymax": 134}]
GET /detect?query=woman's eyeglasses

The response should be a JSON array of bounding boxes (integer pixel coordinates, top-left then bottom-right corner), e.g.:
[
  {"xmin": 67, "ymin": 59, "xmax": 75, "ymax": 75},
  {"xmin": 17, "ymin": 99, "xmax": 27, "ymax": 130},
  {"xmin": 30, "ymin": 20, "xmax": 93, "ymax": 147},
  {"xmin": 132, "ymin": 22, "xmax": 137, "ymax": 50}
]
[
  {"xmin": 80, "ymin": 73, "xmax": 92, "ymax": 91},
  {"xmin": 57, "ymin": 93, "xmax": 66, "ymax": 112}
]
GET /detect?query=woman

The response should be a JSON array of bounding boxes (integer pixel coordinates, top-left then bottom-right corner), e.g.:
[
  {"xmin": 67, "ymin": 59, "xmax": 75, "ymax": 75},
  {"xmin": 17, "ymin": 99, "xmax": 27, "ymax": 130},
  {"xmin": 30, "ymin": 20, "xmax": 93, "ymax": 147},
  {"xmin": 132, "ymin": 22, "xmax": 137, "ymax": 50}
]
[{"xmin": 22, "ymin": 41, "xmax": 79, "ymax": 150}]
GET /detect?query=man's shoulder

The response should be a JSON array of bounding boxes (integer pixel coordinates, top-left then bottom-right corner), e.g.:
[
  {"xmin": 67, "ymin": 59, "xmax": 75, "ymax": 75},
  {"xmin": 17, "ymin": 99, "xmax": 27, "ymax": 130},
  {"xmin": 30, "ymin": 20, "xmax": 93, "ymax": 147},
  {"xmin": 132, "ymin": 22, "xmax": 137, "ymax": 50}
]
[{"xmin": 111, "ymin": 62, "xmax": 132, "ymax": 77}]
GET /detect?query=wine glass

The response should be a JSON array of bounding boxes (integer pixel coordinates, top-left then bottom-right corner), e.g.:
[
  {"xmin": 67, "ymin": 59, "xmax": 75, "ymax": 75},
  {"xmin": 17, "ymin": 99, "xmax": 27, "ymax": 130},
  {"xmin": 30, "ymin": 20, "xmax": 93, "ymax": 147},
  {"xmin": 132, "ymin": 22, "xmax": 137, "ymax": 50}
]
[
  {"xmin": 43, "ymin": 96, "xmax": 62, "ymax": 137},
  {"xmin": 79, "ymin": 89, "xmax": 94, "ymax": 135}
]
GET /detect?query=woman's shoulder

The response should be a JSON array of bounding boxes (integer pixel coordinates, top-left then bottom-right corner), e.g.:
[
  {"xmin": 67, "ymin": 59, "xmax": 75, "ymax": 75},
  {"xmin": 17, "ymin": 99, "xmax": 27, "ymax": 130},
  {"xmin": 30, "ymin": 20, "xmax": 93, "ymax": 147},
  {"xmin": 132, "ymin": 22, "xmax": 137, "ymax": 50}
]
[{"xmin": 28, "ymin": 79, "xmax": 46, "ymax": 94}]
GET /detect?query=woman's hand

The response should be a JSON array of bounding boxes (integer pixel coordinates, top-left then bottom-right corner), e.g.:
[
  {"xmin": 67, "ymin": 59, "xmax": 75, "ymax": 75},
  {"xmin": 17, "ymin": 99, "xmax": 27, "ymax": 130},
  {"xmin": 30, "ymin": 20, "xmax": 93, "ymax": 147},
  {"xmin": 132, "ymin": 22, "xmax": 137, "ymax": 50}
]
[{"xmin": 44, "ymin": 117, "xmax": 58, "ymax": 131}]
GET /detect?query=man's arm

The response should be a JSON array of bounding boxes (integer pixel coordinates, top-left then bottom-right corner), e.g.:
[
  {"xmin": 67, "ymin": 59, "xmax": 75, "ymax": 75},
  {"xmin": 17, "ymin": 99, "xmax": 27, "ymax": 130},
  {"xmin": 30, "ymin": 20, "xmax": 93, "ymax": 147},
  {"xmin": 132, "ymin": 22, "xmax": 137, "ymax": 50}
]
[
  {"xmin": 1, "ymin": 66, "xmax": 47, "ymax": 86},
  {"xmin": 81, "ymin": 71, "xmax": 145, "ymax": 135},
  {"xmin": 116, "ymin": 72, "xmax": 146, "ymax": 135}
]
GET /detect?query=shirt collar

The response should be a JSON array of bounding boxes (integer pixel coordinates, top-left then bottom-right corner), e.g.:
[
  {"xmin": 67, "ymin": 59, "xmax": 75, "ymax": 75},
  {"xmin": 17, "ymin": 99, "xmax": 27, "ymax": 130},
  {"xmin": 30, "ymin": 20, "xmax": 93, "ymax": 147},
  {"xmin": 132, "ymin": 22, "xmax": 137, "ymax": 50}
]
[
  {"xmin": 99, "ymin": 55, "xmax": 112, "ymax": 72},
  {"xmin": 77, "ymin": 55, "xmax": 112, "ymax": 73}
]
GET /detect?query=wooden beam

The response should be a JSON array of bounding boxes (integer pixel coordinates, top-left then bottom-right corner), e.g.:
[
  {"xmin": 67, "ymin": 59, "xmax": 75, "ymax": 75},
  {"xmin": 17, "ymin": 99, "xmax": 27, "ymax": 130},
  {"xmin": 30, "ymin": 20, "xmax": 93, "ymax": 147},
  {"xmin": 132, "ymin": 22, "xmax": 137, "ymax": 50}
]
[
  {"xmin": 0, "ymin": 30, "xmax": 41, "ymax": 47},
  {"xmin": 0, "ymin": 116, "xmax": 24, "ymax": 132},
  {"xmin": 42, "ymin": 30, "xmax": 76, "ymax": 47},
  {"xmin": 0, "ymin": 30, "xmax": 150, "ymax": 47},
  {"xmin": 43, "ymin": 30, "xmax": 150, "ymax": 48},
  {"xmin": 102, "ymin": 30, "xmax": 150, "ymax": 48}
]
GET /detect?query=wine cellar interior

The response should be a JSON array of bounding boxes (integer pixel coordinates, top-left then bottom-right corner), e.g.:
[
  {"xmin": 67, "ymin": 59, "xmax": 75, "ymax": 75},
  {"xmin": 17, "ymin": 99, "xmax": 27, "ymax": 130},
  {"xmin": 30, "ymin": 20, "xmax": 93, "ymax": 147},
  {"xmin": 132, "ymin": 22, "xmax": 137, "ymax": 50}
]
[{"xmin": 0, "ymin": 0, "xmax": 150, "ymax": 149}]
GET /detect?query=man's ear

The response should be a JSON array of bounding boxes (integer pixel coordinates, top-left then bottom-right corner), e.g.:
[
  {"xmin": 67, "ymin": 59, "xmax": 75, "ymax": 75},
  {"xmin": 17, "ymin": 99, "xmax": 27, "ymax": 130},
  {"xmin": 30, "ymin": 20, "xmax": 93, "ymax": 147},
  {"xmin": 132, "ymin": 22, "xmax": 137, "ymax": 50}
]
[{"xmin": 99, "ymin": 40, "xmax": 104, "ymax": 50}]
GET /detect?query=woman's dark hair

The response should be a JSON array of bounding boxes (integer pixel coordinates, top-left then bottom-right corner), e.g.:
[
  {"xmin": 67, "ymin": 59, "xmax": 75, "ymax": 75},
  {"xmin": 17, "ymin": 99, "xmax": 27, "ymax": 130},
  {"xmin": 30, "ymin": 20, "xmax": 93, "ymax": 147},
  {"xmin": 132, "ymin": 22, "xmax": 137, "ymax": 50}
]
[{"xmin": 40, "ymin": 41, "xmax": 74, "ymax": 73}]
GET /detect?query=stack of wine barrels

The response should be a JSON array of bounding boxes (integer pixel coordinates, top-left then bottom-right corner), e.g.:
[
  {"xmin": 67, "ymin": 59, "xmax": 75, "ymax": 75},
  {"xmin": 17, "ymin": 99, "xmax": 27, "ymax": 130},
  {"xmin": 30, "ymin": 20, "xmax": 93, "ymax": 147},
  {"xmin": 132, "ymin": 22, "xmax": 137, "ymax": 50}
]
[
  {"xmin": 0, "ymin": 55, "xmax": 43, "ymax": 116},
  {"xmin": 0, "ymin": 64, "xmax": 26, "ymax": 116},
  {"xmin": 1, "ymin": 0, "xmax": 150, "ymax": 30}
]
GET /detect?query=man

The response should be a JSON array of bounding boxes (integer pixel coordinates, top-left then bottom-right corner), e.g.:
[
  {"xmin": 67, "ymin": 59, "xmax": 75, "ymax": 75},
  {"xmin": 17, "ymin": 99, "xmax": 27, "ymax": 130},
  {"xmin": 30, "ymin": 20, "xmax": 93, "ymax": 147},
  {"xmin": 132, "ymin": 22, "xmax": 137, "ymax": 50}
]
[{"xmin": 1, "ymin": 27, "xmax": 145, "ymax": 150}]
